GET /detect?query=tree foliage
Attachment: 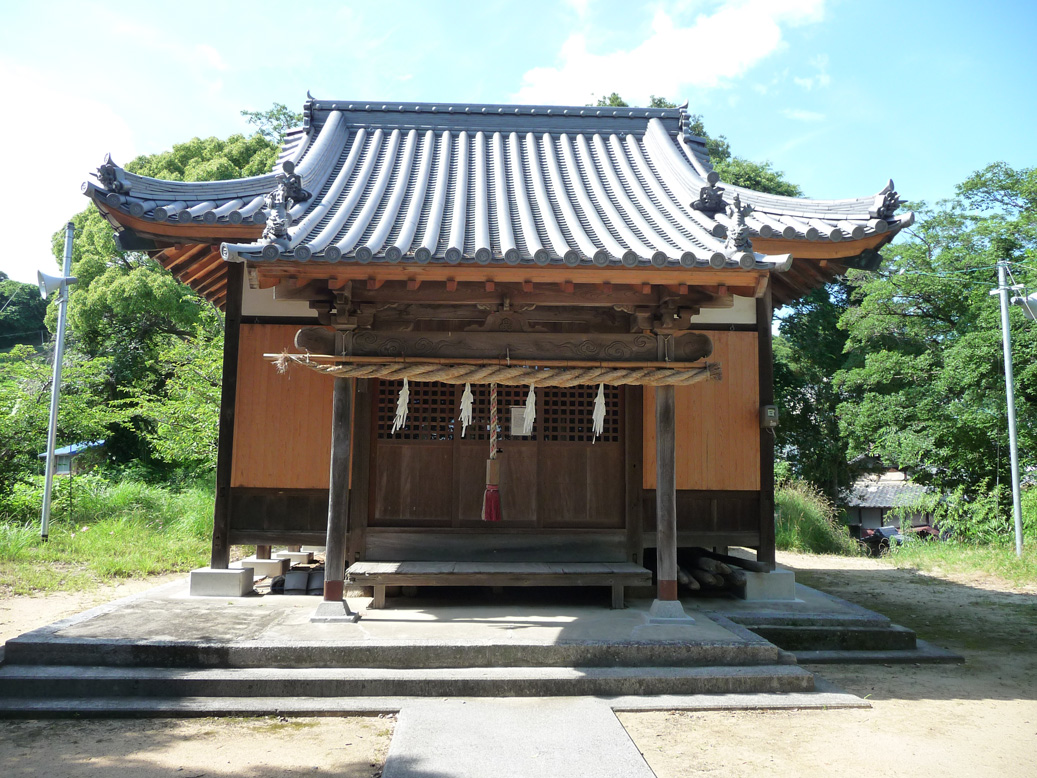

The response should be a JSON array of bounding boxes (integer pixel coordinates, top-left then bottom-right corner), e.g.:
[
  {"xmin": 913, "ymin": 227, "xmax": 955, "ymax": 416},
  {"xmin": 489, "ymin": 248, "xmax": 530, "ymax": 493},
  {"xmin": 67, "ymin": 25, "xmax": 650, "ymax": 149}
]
[
  {"xmin": 0, "ymin": 273, "xmax": 47, "ymax": 349},
  {"xmin": 835, "ymin": 186, "xmax": 1037, "ymax": 499},
  {"xmin": 774, "ymin": 283, "xmax": 853, "ymax": 497},
  {"xmin": 240, "ymin": 103, "xmax": 303, "ymax": 145},
  {"xmin": 43, "ymin": 125, "xmax": 281, "ymax": 470},
  {"xmin": 0, "ymin": 345, "xmax": 126, "ymax": 498}
]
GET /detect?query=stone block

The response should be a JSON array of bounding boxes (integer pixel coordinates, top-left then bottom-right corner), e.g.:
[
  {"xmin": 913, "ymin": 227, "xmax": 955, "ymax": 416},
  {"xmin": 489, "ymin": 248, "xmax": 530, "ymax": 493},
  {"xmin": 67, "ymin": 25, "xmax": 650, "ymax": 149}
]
[
  {"xmin": 301, "ymin": 545, "xmax": 325, "ymax": 553},
  {"xmin": 189, "ymin": 567, "xmax": 254, "ymax": 597},
  {"xmin": 275, "ymin": 550, "xmax": 314, "ymax": 565},
  {"xmin": 233, "ymin": 556, "xmax": 289, "ymax": 578},
  {"xmin": 738, "ymin": 569, "xmax": 798, "ymax": 602}
]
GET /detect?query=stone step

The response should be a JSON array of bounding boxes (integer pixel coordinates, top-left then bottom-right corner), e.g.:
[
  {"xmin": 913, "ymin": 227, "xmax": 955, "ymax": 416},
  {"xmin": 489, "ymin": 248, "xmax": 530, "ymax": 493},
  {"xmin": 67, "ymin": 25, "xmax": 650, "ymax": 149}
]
[
  {"xmin": 0, "ymin": 664, "xmax": 814, "ymax": 700},
  {"xmin": 745, "ymin": 624, "xmax": 917, "ymax": 652},
  {"xmin": 1, "ymin": 638, "xmax": 787, "ymax": 670}
]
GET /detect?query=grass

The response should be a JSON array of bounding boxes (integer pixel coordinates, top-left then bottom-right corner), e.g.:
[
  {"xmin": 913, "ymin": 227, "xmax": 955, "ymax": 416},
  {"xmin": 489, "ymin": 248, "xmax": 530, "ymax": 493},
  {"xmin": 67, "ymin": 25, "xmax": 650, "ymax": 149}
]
[
  {"xmin": 775, "ymin": 479, "xmax": 860, "ymax": 555},
  {"xmin": 0, "ymin": 478, "xmax": 215, "ymax": 595},
  {"xmin": 883, "ymin": 540, "xmax": 1037, "ymax": 589}
]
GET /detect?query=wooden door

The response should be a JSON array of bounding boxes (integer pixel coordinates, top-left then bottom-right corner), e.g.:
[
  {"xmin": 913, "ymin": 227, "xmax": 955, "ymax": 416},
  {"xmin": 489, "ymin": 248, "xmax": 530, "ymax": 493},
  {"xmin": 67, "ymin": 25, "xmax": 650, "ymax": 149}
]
[{"xmin": 370, "ymin": 381, "xmax": 624, "ymax": 530}]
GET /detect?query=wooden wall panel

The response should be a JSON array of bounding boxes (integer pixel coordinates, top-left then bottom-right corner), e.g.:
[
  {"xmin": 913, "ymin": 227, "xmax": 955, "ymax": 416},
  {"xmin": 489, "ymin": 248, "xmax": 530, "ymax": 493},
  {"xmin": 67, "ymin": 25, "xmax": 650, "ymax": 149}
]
[
  {"xmin": 231, "ymin": 323, "xmax": 334, "ymax": 489},
  {"xmin": 643, "ymin": 331, "xmax": 760, "ymax": 491}
]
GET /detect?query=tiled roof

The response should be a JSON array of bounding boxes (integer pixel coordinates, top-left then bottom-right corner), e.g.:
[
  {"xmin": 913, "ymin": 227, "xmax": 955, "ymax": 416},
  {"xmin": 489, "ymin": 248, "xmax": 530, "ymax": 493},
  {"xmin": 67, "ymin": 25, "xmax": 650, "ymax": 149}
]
[
  {"xmin": 846, "ymin": 478, "xmax": 930, "ymax": 509},
  {"xmin": 83, "ymin": 98, "xmax": 913, "ymax": 273}
]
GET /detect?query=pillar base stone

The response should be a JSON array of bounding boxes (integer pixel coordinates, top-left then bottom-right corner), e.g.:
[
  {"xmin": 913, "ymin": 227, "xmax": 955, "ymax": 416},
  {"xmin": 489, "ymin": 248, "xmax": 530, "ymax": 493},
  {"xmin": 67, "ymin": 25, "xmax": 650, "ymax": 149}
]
[
  {"xmin": 310, "ymin": 600, "xmax": 361, "ymax": 623},
  {"xmin": 647, "ymin": 598, "xmax": 695, "ymax": 624}
]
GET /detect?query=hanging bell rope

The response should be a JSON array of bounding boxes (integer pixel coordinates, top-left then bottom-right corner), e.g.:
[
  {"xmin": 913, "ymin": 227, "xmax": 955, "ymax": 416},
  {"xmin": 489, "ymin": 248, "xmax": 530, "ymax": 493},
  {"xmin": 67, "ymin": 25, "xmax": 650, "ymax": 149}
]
[
  {"xmin": 269, "ymin": 352, "xmax": 721, "ymax": 387},
  {"xmin": 390, "ymin": 377, "xmax": 410, "ymax": 435},
  {"xmin": 482, "ymin": 382, "xmax": 502, "ymax": 522},
  {"xmin": 458, "ymin": 382, "xmax": 473, "ymax": 438},
  {"xmin": 592, "ymin": 383, "xmax": 606, "ymax": 442}
]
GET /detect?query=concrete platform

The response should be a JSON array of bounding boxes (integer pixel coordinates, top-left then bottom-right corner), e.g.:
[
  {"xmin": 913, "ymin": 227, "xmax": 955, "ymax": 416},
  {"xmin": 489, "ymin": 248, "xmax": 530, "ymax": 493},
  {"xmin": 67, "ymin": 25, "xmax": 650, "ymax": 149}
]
[{"xmin": 0, "ymin": 574, "xmax": 957, "ymax": 718}]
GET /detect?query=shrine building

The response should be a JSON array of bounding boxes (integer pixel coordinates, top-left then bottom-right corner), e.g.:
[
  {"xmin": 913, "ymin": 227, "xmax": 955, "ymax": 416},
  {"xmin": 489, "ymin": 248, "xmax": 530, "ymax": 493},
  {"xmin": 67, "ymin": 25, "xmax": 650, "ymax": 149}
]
[{"xmin": 83, "ymin": 97, "xmax": 911, "ymax": 618}]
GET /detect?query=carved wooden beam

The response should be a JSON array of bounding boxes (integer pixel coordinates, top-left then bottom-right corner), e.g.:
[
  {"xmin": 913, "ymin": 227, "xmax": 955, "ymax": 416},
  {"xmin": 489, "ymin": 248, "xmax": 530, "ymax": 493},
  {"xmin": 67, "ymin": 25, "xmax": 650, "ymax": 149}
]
[{"xmin": 342, "ymin": 330, "xmax": 713, "ymax": 362}]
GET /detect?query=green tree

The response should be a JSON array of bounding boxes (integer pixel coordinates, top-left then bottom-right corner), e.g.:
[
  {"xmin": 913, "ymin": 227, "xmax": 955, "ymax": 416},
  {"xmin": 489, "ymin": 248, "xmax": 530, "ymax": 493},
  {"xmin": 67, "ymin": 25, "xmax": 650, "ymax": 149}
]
[
  {"xmin": 0, "ymin": 345, "xmax": 124, "ymax": 499},
  {"xmin": 134, "ymin": 309, "xmax": 224, "ymax": 474},
  {"xmin": 834, "ymin": 174, "xmax": 1037, "ymax": 508},
  {"xmin": 240, "ymin": 102, "xmax": 303, "ymax": 145},
  {"xmin": 49, "ymin": 124, "xmax": 281, "ymax": 470},
  {"xmin": 0, "ymin": 273, "xmax": 47, "ymax": 350},
  {"xmin": 774, "ymin": 283, "xmax": 853, "ymax": 497}
]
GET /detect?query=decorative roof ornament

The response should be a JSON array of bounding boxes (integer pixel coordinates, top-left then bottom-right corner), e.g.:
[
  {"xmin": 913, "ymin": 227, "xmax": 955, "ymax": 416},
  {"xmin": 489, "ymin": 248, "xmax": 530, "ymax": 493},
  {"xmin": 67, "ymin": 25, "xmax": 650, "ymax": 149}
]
[
  {"xmin": 677, "ymin": 100, "xmax": 690, "ymax": 134},
  {"xmin": 94, "ymin": 154, "xmax": 128, "ymax": 194},
  {"xmin": 724, "ymin": 193, "xmax": 754, "ymax": 256},
  {"xmin": 691, "ymin": 182, "xmax": 725, "ymax": 214},
  {"xmin": 303, "ymin": 92, "xmax": 315, "ymax": 133},
  {"xmin": 261, "ymin": 160, "xmax": 312, "ymax": 244},
  {"xmin": 869, "ymin": 179, "xmax": 900, "ymax": 219}
]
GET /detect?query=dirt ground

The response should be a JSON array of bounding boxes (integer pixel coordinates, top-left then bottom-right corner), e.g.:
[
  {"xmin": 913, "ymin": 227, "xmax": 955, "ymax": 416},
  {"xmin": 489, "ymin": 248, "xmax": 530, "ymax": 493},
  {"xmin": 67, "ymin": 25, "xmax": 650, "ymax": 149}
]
[
  {"xmin": 0, "ymin": 576, "xmax": 393, "ymax": 778},
  {"xmin": 621, "ymin": 551, "xmax": 1037, "ymax": 777},
  {"xmin": 0, "ymin": 717, "xmax": 392, "ymax": 778},
  {"xmin": 2, "ymin": 552, "xmax": 1035, "ymax": 777}
]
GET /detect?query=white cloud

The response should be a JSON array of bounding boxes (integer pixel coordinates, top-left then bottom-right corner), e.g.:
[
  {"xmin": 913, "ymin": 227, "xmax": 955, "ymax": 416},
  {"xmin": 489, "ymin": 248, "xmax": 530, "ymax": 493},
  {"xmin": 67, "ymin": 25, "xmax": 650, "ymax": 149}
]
[
  {"xmin": 793, "ymin": 53, "xmax": 831, "ymax": 89},
  {"xmin": 513, "ymin": 0, "xmax": 827, "ymax": 104},
  {"xmin": 782, "ymin": 108, "xmax": 826, "ymax": 122},
  {"xmin": 0, "ymin": 61, "xmax": 136, "ymax": 282}
]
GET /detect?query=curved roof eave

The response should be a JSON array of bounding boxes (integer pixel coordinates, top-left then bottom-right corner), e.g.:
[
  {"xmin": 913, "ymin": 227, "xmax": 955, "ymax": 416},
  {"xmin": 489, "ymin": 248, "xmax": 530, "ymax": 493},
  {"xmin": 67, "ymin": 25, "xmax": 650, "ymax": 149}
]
[{"xmin": 84, "ymin": 98, "xmax": 912, "ymax": 283}]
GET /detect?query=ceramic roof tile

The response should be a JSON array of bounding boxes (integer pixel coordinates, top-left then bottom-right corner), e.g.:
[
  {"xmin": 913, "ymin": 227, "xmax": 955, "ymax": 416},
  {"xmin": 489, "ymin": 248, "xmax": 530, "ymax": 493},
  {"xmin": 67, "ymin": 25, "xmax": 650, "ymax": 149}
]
[{"xmin": 84, "ymin": 98, "xmax": 912, "ymax": 272}]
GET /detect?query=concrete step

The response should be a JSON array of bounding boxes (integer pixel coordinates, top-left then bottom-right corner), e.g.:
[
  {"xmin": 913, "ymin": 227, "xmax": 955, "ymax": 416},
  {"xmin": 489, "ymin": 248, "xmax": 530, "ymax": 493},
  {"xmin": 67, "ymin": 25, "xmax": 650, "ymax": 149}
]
[
  {"xmin": 1, "ymin": 638, "xmax": 787, "ymax": 670},
  {"xmin": 745, "ymin": 623, "xmax": 917, "ymax": 652},
  {"xmin": 0, "ymin": 664, "xmax": 814, "ymax": 699}
]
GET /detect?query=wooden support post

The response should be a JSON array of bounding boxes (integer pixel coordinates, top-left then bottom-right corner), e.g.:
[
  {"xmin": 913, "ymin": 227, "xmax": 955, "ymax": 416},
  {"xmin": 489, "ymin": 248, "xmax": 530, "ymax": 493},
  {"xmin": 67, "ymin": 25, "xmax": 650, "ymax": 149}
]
[
  {"xmin": 324, "ymin": 376, "xmax": 355, "ymax": 603},
  {"xmin": 210, "ymin": 262, "xmax": 243, "ymax": 569},
  {"xmin": 256, "ymin": 545, "xmax": 271, "ymax": 560},
  {"xmin": 655, "ymin": 384, "xmax": 678, "ymax": 601},
  {"xmin": 624, "ymin": 387, "xmax": 644, "ymax": 567},
  {"xmin": 757, "ymin": 283, "xmax": 777, "ymax": 570},
  {"xmin": 347, "ymin": 379, "xmax": 373, "ymax": 565}
]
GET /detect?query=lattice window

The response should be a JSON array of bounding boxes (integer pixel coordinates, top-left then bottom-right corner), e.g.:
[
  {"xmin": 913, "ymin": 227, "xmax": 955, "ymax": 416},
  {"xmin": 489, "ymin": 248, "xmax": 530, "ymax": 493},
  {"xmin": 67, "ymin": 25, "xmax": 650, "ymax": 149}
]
[
  {"xmin": 376, "ymin": 380, "xmax": 456, "ymax": 441},
  {"xmin": 376, "ymin": 381, "xmax": 622, "ymax": 443},
  {"xmin": 467, "ymin": 384, "xmax": 533, "ymax": 442},
  {"xmin": 542, "ymin": 386, "xmax": 621, "ymax": 443}
]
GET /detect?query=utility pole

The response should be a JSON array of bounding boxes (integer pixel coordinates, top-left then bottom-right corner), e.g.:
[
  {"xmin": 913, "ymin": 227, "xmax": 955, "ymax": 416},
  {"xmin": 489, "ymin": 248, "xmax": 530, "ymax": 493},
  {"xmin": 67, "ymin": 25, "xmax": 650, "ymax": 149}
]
[
  {"xmin": 994, "ymin": 260, "xmax": 1024, "ymax": 557},
  {"xmin": 39, "ymin": 222, "xmax": 77, "ymax": 541}
]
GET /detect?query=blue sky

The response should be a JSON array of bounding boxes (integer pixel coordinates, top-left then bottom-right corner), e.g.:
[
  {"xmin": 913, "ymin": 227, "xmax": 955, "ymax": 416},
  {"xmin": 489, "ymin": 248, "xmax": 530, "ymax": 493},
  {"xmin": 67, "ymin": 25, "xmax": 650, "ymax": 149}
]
[{"xmin": 1, "ymin": 0, "xmax": 1034, "ymax": 283}]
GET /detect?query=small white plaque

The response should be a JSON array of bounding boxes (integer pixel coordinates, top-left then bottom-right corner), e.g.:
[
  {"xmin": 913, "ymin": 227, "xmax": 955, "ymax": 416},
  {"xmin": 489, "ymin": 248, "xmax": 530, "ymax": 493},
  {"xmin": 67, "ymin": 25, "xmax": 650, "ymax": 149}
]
[{"xmin": 509, "ymin": 406, "xmax": 530, "ymax": 435}]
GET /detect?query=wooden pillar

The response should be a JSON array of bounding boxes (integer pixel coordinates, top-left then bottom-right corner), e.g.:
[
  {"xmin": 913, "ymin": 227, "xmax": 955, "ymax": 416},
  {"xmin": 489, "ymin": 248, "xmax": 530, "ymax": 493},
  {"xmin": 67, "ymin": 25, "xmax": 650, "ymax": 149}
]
[
  {"xmin": 323, "ymin": 376, "xmax": 355, "ymax": 602},
  {"xmin": 624, "ymin": 386, "xmax": 644, "ymax": 566},
  {"xmin": 757, "ymin": 283, "xmax": 777, "ymax": 570},
  {"xmin": 655, "ymin": 384, "xmax": 678, "ymax": 600},
  {"xmin": 210, "ymin": 262, "xmax": 243, "ymax": 569},
  {"xmin": 347, "ymin": 379, "xmax": 373, "ymax": 566}
]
